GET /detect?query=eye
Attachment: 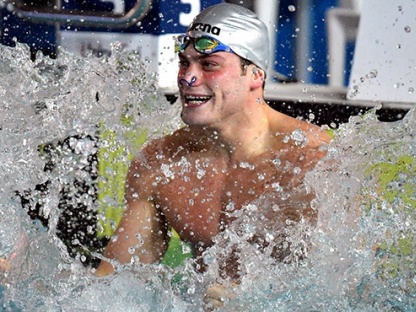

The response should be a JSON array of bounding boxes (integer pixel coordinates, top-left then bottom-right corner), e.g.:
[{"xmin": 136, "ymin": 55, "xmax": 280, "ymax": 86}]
[
  {"xmin": 178, "ymin": 59, "xmax": 189, "ymax": 70},
  {"xmin": 201, "ymin": 60, "xmax": 219, "ymax": 71}
]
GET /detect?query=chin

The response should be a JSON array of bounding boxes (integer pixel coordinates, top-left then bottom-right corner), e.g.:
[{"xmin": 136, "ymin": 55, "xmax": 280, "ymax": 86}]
[
  {"xmin": 181, "ymin": 111, "xmax": 209, "ymax": 126},
  {"xmin": 181, "ymin": 117, "xmax": 208, "ymax": 127}
]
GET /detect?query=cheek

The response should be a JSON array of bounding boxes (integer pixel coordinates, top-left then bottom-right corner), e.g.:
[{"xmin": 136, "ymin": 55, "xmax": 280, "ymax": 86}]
[
  {"xmin": 204, "ymin": 71, "xmax": 241, "ymax": 90},
  {"xmin": 203, "ymin": 72, "xmax": 221, "ymax": 83}
]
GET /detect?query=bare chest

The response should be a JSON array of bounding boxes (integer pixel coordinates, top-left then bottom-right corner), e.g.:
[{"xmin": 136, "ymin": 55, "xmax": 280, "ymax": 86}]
[{"xmin": 152, "ymin": 156, "xmax": 299, "ymax": 247}]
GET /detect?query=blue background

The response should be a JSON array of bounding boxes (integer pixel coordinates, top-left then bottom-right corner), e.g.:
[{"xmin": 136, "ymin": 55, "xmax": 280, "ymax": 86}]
[{"xmin": 0, "ymin": 0, "xmax": 353, "ymax": 85}]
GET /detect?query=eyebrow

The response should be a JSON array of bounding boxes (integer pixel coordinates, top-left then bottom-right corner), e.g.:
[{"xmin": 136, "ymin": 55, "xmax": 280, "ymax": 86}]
[{"xmin": 178, "ymin": 52, "xmax": 225, "ymax": 62}]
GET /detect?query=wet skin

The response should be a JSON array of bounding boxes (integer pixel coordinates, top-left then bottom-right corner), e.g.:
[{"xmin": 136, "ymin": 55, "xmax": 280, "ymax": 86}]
[
  {"xmin": 95, "ymin": 45, "xmax": 331, "ymax": 306},
  {"xmin": 129, "ymin": 125, "xmax": 326, "ymax": 262}
]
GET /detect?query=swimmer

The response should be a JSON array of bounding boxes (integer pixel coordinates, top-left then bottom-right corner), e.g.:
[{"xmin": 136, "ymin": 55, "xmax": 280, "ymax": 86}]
[{"xmin": 95, "ymin": 3, "xmax": 331, "ymax": 309}]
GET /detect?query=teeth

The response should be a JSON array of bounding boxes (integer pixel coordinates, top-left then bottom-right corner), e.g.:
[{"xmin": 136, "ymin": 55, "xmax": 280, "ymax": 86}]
[{"xmin": 185, "ymin": 95, "xmax": 211, "ymax": 103}]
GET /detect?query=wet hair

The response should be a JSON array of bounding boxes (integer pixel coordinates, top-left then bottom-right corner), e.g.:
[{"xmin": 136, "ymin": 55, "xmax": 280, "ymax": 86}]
[
  {"xmin": 240, "ymin": 58, "xmax": 252, "ymax": 75},
  {"xmin": 240, "ymin": 57, "xmax": 266, "ymax": 89}
]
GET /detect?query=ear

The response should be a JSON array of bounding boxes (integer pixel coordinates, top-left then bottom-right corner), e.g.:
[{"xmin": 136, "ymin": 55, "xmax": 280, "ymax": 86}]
[{"xmin": 250, "ymin": 66, "xmax": 265, "ymax": 90}]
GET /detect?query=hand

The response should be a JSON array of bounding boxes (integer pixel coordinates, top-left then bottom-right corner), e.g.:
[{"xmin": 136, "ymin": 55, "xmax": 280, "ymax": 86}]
[
  {"xmin": 203, "ymin": 282, "xmax": 238, "ymax": 311},
  {"xmin": 0, "ymin": 258, "xmax": 10, "ymax": 272},
  {"xmin": 0, "ymin": 232, "xmax": 27, "ymax": 275}
]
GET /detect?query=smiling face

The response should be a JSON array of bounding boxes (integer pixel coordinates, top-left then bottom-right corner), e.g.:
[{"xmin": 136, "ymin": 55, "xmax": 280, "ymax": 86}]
[{"xmin": 177, "ymin": 45, "xmax": 252, "ymax": 128}]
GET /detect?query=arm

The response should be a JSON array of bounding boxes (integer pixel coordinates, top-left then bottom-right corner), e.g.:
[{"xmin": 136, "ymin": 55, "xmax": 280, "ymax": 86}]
[{"xmin": 95, "ymin": 158, "xmax": 168, "ymax": 277}]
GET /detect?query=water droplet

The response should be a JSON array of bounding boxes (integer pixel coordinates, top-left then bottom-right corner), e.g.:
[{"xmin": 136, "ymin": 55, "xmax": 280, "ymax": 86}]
[
  {"xmin": 404, "ymin": 26, "xmax": 411, "ymax": 33},
  {"xmin": 288, "ymin": 5, "xmax": 296, "ymax": 12},
  {"xmin": 181, "ymin": 243, "xmax": 191, "ymax": 254},
  {"xmin": 272, "ymin": 204, "xmax": 280, "ymax": 211},
  {"xmin": 307, "ymin": 66, "xmax": 313, "ymax": 72},
  {"xmin": 271, "ymin": 182, "xmax": 282, "ymax": 192},
  {"xmin": 366, "ymin": 69, "xmax": 378, "ymax": 79},
  {"xmin": 240, "ymin": 162, "xmax": 255, "ymax": 170},
  {"xmin": 128, "ymin": 247, "xmax": 135, "ymax": 254},
  {"xmin": 291, "ymin": 129, "xmax": 307, "ymax": 142},
  {"xmin": 226, "ymin": 201, "xmax": 235, "ymax": 211},
  {"xmin": 408, "ymin": 87, "xmax": 414, "ymax": 94},
  {"xmin": 272, "ymin": 158, "xmax": 281, "ymax": 166}
]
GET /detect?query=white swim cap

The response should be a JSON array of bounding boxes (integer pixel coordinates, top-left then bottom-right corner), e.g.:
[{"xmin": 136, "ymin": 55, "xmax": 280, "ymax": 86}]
[{"xmin": 187, "ymin": 3, "xmax": 270, "ymax": 72}]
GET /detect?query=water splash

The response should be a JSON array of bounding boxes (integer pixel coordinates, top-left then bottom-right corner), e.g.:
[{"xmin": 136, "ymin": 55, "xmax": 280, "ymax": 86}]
[
  {"xmin": 0, "ymin": 42, "xmax": 185, "ymax": 310},
  {"xmin": 203, "ymin": 109, "xmax": 416, "ymax": 311},
  {"xmin": 0, "ymin": 43, "xmax": 415, "ymax": 311}
]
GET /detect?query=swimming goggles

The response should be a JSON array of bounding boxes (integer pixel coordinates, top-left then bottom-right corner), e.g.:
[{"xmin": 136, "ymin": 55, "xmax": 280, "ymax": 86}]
[{"xmin": 174, "ymin": 35, "xmax": 234, "ymax": 55}]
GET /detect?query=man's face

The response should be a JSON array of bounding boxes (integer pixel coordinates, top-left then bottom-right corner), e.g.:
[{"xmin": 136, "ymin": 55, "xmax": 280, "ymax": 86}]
[{"xmin": 177, "ymin": 44, "xmax": 251, "ymax": 127}]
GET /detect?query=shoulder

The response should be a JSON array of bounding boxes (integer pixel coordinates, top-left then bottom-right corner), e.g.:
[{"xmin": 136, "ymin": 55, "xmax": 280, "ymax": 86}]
[
  {"xmin": 301, "ymin": 122, "xmax": 332, "ymax": 148},
  {"xmin": 268, "ymin": 110, "xmax": 331, "ymax": 167},
  {"xmin": 129, "ymin": 126, "xmax": 204, "ymax": 172},
  {"xmin": 126, "ymin": 127, "xmax": 210, "ymax": 195},
  {"xmin": 125, "ymin": 134, "xmax": 176, "ymax": 196},
  {"xmin": 269, "ymin": 109, "xmax": 331, "ymax": 147}
]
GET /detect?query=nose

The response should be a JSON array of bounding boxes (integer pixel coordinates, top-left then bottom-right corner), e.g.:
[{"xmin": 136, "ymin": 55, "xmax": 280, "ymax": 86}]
[
  {"xmin": 178, "ymin": 63, "xmax": 200, "ymax": 88},
  {"xmin": 179, "ymin": 76, "xmax": 197, "ymax": 87}
]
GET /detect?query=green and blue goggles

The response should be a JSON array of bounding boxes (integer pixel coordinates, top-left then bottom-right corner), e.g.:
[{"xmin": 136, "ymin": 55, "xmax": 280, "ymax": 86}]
[{"xmin": 175, "ymin": 35, "xmax": 234, "ymax": 55}]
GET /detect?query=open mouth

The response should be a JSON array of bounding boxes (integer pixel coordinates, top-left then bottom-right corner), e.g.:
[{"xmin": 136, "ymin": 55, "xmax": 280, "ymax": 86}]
[{"xmin": 184, "ymin": 95, "xmax": 212, "ymax": 106}]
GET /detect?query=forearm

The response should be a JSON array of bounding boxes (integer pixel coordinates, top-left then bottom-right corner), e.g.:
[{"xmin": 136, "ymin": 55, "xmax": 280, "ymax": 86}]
[{"xmin": 95, "ymin": 211, "xmax": 168, "ymax": 276}]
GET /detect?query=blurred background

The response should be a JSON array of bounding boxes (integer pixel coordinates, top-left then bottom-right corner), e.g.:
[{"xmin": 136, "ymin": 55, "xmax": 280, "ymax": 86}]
[{"xmin": 1, "ymin": 0, "xmax": 413, "ymax": 124}]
